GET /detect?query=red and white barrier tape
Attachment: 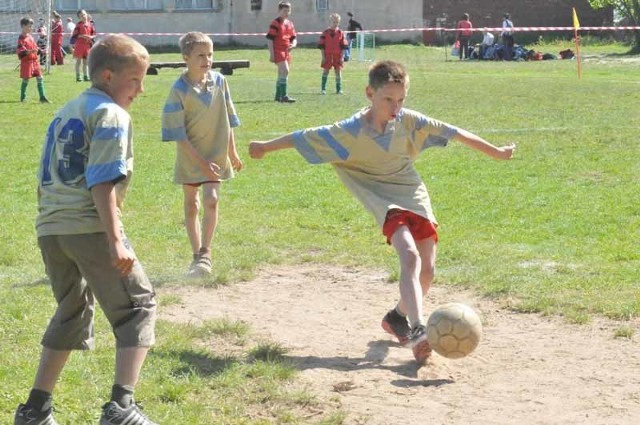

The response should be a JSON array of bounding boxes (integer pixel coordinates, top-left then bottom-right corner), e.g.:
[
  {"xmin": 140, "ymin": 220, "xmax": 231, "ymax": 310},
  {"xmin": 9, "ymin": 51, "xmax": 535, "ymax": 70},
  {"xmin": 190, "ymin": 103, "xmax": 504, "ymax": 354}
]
[{"xmin": 1, "ymin": 26, "xmax": 639, "ymax": 37}]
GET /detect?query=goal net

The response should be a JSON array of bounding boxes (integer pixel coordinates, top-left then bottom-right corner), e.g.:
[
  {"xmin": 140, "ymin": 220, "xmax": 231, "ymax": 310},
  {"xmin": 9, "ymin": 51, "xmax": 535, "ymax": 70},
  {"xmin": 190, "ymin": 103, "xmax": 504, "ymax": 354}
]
[
  {"xmin": 354, "ymin": 31, "xmax": 375, "ymax": 62},
  {"xmin": 0, "ymin": 0, "xmax": 52, "ymax": 70}
]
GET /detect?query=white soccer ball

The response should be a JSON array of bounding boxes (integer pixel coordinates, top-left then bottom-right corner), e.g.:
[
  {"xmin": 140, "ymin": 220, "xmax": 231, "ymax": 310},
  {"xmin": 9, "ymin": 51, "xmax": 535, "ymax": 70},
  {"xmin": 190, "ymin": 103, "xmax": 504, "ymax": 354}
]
[{"xmin": 426, "ymin": 303, "xmax": 482, "ymax": 359}]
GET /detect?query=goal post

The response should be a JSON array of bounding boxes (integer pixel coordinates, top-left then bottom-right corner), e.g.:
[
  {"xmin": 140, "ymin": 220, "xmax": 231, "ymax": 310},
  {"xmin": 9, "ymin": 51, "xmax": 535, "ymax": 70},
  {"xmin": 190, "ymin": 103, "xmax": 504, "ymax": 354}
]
[
  {"xmin": 354, "ymin": 31, "xmax": 375, "ymax": 62},
  {"xmin": 0, "ymin": 0, "xmax": 53, "ymax": 72}
]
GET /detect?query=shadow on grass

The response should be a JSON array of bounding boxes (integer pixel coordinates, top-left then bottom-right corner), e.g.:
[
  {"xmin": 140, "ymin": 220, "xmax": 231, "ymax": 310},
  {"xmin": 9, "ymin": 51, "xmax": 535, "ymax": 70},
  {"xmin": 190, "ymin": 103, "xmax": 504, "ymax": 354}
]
[{"xmin": 153, "ymin": 348, "xmax": 239, "ymax": 377}]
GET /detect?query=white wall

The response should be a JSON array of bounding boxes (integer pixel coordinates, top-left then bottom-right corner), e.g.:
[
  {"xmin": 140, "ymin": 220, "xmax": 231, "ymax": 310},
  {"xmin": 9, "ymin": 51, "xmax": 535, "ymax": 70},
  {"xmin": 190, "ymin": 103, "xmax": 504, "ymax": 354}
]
[{"xmin": 73, "ymin": 0, "xmax": 424, "ymax": 47}]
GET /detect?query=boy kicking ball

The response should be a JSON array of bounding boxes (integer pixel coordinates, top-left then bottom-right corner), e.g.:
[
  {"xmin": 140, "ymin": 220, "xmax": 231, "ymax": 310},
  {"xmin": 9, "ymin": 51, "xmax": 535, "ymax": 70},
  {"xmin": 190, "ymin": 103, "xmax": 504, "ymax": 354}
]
[{"xmin": 249, "ymin": 60, "xmax": 515, "ymax": 364}]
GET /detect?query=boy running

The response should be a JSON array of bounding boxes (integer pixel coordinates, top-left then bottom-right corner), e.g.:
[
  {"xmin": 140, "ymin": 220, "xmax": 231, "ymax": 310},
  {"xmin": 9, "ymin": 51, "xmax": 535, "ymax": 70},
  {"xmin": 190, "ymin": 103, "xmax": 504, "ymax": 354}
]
[
  {"xmin": 266, "ymin": 1, "xmax": 297, "ymax": 103},
  {"xmin": 249, "ymin": 60, "xmax": 515, "ymax": 364},
  {"xmin": 162, "ymin": 32, "xmax": 243, "ymax": 277},
  {"xmin": 16, "ymin": 17, "xmax": 49, "ymax": 103},
  {"xmin": 318, "ymin": 13, "xmax": 348, "ymax": 95},
  {"xmin": 14, "ymin": 34, "xmax": 158, "ymax": 425}
]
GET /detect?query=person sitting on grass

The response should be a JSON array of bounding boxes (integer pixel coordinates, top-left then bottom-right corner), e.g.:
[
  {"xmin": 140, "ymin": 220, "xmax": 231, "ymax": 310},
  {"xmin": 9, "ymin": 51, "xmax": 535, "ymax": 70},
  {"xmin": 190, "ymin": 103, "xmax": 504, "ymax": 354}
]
[{"xmin": 249, "ymin": 60, "xmax": 515, "ymax": 365}]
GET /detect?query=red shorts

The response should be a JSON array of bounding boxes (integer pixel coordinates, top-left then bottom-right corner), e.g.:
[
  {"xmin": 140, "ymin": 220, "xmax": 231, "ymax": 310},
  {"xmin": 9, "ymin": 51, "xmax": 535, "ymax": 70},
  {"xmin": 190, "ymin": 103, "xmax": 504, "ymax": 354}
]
[
  {"xmin": 273, "ymin": 48, "xmax": 291, "ymax": 64},
  {"xmin": 73, "ymin": 42, "xmax": 91, "ymax": 59},
  {"xmin": 321, "ymin": 53, "xmax": 344, "ymax": 71},
  {"xmin": 382, "ymin": 209, "xmax": 438, "ymax": 245},
  {"xmin": 20, "ymin": 60, "xmax": 42, "ymax": 79}
]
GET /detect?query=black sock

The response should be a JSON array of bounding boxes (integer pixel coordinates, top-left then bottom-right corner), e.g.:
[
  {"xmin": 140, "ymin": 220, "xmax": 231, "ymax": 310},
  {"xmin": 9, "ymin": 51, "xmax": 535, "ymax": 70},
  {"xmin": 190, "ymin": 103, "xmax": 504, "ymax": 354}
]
[
  {"xmin": 26, "ymin": 389, "xmax": 52, "ymax": 412},
  {"xmin": 111, "ymin": 384, "xmax": 134, "ymax": 408}
]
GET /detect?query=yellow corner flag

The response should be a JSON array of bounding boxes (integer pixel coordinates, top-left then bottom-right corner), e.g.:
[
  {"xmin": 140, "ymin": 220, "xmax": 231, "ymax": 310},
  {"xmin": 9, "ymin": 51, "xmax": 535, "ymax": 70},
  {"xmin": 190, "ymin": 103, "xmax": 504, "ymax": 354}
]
[{"xmin": 572, "ymin": 8, "xmax": 582, "ymax": 79}]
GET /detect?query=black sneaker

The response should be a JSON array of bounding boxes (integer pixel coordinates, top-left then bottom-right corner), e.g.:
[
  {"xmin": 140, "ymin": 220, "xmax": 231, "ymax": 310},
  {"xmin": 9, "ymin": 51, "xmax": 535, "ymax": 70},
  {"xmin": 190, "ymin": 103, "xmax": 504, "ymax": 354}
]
[
  {"xmin": 278, "ymin": 95, "xmax": 296, "ymax": 103},
  {"xmin": 409, "ymin": 325, "xmax": 432, "ymax": 364},
  {"xmin": 100, "ymin": 401, "xmax": 157, "ymax": 425},
  {"xmin": 39, "ymin": 97, "xmax": 50, "ymax": 104},
  {"xmin": 14, "ymin": 403, "xmax": 58, "ymax": 425},
  {"xmin": 381, "ymin": 309, "xmax": 410, "ymax": 345}
]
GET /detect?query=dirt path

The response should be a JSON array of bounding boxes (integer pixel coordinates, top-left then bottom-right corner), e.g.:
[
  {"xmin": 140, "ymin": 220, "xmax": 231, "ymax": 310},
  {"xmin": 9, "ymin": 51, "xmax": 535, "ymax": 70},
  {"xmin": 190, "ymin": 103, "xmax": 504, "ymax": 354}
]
[{"xmin": 161, "ymin": 265, "xmax": 640, "ymax": 424}]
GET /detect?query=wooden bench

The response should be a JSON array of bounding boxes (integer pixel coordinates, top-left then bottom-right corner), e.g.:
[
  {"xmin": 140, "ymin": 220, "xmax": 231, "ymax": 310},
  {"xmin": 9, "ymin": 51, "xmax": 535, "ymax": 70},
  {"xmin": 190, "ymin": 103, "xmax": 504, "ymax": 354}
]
[{"xmin": 146, "ymin": 60, "xmax": 250, "ymax": 76}]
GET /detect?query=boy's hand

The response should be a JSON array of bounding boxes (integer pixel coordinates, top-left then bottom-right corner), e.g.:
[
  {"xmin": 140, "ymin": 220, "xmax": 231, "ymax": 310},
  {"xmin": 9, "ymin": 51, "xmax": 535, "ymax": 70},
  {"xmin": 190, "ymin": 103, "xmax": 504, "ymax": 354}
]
[
  {"xmin": 110, "ymin": 240, "xmax": 136, "ymax": 276},
  {"xmin": 496, "ymin": 143, "xmax": 516, "ymax": 160},
  {"xmin": 205, "ymin": 161, "xmax": 221, "ymax": 180},
  {"xmin": 230, "ymin": 153, "xmax": 244, "ymax": 171},
  {"xmin": 249, "ymin": 142, "xmax": 267, "ymax": 159}
]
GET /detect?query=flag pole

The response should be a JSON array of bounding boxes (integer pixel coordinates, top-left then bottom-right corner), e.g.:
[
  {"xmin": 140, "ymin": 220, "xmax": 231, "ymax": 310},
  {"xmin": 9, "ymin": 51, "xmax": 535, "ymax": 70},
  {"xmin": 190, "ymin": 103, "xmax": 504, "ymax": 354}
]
[{"xmin": 573, "ymin": 7, "xmax": 582, "ymax": 80}]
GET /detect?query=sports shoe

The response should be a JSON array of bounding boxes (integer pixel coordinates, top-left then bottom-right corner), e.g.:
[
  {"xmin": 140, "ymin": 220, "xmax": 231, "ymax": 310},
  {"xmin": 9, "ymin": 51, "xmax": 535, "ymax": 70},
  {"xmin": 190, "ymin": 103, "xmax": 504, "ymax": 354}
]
[
  {"xmin": 39, "ymin": 97, "xmax": 50, "ymax": 104},
  {"xmin": 14, "ymin": 403, "xmax": 58, "ymax": 425},
  {"xmin": 320, "ymin": 89, "xmax": 326, "ymax": 95},
  {"xmin": 100, "ymin": 401, "xmax": 157, "ymax": 425},
  {"xmin": 83, "ymin": 75, "xmax": 90, "ymax": 82},
  {"xmin": 409, "ymin": 325, "xmax": 432, "ymax": 364},
  {"xmin": 278, "ymin": 95, "xmax": 296, "ymax": 103},
  {"xmin": 76, "ymin": 76, "xmax": 82, "ymax": 82},
  {"xmin": 381, "ymin": 309, "xmax": 410, "ymax": 345},
  {"xmin": 187, "ymin": 253, "xmax": 212, "ymax": 277}
]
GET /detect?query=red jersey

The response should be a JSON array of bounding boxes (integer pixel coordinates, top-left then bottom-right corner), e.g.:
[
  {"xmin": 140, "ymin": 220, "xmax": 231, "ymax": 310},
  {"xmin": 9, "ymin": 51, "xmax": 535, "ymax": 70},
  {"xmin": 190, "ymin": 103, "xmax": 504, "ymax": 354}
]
[
  {"xmin": 456, "ymin": 20, "xmax": 472, "ymax": 37},
  {"xmin": 17, "ymin": 33, "xmax": 38, "ymax": 62},
  {"xmin": 51, "ymin": 20, "xmax": 64, "ymax": 46},
  {"xmin": 266, "ymin": 17, "xmax": 296, "ymax": 52},
  {"xmin": 17, "ymin": 33, "xmax": 42, "ymax": 78},
  {"xmin": 318, "ymin": 28, "xmax": 348, "ymax": 55},
  {"xmin": 72, "ymin": 21, "xmax": 95, "ymax": 50}
]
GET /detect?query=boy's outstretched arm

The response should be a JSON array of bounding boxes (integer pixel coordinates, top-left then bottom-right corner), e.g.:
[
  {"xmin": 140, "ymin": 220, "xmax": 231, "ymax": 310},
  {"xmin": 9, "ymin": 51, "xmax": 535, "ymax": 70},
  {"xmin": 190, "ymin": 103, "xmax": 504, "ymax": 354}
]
[
  {"xmin": 454, "ymin": 128, "xmax": 516, "ymax": 160},
  {"xmin": 249, "ymin": 134, "xmax": 295, "ymax": 159}
]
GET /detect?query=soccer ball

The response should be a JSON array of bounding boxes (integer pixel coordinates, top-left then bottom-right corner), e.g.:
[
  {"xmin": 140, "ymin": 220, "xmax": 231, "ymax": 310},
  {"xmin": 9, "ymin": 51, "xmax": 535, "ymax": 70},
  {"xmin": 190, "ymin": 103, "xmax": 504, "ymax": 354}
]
[{"xmin": 426, "ymin": 303, "xmax": 482, "ymax": 359}]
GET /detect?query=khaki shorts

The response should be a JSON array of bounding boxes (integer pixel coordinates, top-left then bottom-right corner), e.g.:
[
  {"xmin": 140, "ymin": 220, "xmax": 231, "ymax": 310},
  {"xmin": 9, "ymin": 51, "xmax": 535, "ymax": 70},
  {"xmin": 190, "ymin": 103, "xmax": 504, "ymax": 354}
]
[{"xmin": 38, "ymin": 233, "xmax": 156, "ymax": 350}]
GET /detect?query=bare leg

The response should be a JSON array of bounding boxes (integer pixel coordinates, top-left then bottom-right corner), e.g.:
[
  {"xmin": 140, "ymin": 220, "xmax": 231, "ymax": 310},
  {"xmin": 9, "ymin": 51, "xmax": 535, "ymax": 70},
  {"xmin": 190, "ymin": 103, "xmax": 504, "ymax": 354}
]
[
  {"xmin": 32, "ymin": 348, "xmax": 71, "ymax": 393},
  {"xmin": 199, "ymin": 182, "xmax": 220, "ymax": 253},
  {"xmin": 115, "ymin": 347, "xmax": 149, "ymax": 387},
  {"xmin": 390, "ymin": 226, "xmax": 424, "ymax": 327},
  {"xmin": 183, "ymin": 184, "xmax": 201, "ymax": 255}
]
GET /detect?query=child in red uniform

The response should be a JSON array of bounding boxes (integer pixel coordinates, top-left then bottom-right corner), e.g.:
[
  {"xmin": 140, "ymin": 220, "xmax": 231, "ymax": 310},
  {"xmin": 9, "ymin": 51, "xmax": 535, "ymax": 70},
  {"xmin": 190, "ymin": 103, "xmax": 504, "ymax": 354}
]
[
  {"xmin": 318, "ymin": 13, "xmax": 348, "ymax": 95},
  {"xmin": 266, "ymin": 1, "xmax": 297, "ymax": 103},
  {"xmin": 50, "ymin": 11, "xmax": 64, "ymax": 65},
  {"xmin": 17, "ymin": 17, "xmax": 49, "ymax": 103},
  {"xmin": 71, "ymin": 9, "xmax": 95, "ymax": 82}
]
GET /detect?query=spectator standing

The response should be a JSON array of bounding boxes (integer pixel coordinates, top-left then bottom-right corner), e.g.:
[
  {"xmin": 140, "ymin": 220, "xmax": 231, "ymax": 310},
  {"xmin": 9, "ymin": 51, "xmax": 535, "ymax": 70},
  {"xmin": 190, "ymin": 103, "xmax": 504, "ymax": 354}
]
[
  {"xmin": 71, "ymin": 9, "xmax": 96, "ymax": 82},
  {"xmin": 266, "ymin": 1, "xmax": 297, "ymax": 103},
  {"xmin": 50, "ymin": 11, "xmax": 64, "ymax": 65},
  {"xmin": 455, "ymin": 13, "xmax": 473, "ymax": 60},
  {"xmin": 501, "ymin": 13, "xmax": 514, "ymax": 61},
  {"xmin": 16, "ymin": 17, "xmax": 49, "ymax": 103},
  {"xmin": 344, "ymin": 12, "xmax": 363, "ymax": 61},
  {"xmin": 479, "ymin": 28, "xmax": 495, "ymax": 60},
  {"xmin": 318, "ymin": 13, "xmax": 348, "ymax": 94},
  {"xmin": 65, "ymin": 17, "xmax": 75, "ymax": 52}
]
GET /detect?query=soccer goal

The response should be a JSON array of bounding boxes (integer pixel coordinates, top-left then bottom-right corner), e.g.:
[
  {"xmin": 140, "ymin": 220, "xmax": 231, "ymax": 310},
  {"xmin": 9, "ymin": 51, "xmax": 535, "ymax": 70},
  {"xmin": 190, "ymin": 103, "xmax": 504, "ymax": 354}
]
[
  {"xmin": 354, "ymin": 31, "xmax": 375, "ymax": 62},
  {"xmin": 0, "ymin": 0, "xmax": 53, "ymax": 71}
]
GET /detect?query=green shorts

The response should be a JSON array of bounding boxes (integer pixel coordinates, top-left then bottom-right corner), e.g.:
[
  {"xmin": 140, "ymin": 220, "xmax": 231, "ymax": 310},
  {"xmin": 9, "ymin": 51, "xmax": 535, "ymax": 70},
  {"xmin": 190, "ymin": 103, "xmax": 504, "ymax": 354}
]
[{"xmin": 38, "ymin": 232, "xmax": 157, "ymax": 350}]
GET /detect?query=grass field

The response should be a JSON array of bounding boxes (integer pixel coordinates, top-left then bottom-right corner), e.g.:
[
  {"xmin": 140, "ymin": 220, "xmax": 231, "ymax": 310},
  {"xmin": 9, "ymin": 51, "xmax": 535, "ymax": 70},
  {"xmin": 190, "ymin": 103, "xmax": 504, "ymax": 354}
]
[{"xmin": 1, "ymin": 41, "xmax": 639, "ymax": 423}]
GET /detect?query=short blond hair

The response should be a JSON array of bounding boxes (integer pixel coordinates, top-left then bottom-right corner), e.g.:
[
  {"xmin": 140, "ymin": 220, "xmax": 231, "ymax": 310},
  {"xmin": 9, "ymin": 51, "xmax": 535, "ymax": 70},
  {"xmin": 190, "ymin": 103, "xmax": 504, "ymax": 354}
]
[
  {"xmin": 178, "ymin": 31, "xmax": 213, "ymax": 57},
  {"xmin": 329, "ymin": 13, "xmax": 341, "ymax": 25},
  {"xmin": 88, "ymin": 34, "xmax": 149, "ymax": 81}
]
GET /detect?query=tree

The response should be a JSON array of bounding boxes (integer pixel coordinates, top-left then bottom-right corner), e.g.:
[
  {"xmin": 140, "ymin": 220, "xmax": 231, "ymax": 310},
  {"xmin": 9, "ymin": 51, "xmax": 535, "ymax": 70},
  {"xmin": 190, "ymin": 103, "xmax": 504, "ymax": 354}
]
[{"xmin": 588, "ymin": 0, "xmax": 640, "ymax": 52}]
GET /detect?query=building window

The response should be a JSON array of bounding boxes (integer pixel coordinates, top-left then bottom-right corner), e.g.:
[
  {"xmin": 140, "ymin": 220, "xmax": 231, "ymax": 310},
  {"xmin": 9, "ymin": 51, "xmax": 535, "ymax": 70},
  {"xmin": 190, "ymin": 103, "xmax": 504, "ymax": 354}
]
[
  {"xmin": 175, "ymin": 0, "xmax": 213, "ymax": 9},
  {"xmin": 55, "ymin": 0, "xmax": 98, "ymax": 11},
  {"xmin": 316, "ymin": 0, "xmax": 328, "ymax": 11},
  {"xmin": 250, "ymin": 0, "xmax": 262, "ymax": 11},
  {"xmin": 109, "ymin": 0, "xmax": 163, "ymax": 10}
]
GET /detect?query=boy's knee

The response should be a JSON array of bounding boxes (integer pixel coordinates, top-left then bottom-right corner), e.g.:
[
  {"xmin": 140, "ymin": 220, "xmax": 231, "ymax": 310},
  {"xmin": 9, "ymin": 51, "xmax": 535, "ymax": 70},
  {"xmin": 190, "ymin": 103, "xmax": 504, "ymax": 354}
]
[{"xmin": 202, "ymin": 193, "xmax": 219, "ymax": 210}]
